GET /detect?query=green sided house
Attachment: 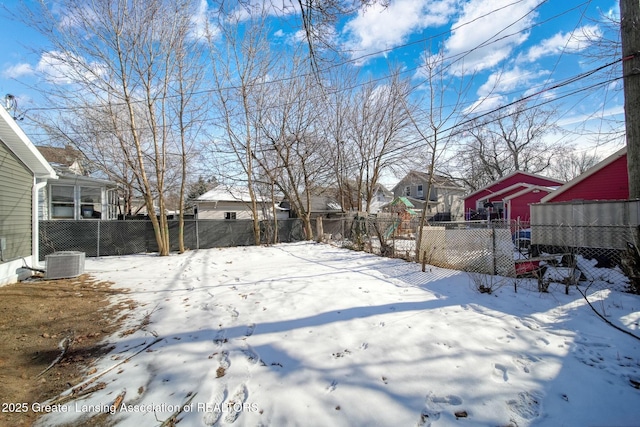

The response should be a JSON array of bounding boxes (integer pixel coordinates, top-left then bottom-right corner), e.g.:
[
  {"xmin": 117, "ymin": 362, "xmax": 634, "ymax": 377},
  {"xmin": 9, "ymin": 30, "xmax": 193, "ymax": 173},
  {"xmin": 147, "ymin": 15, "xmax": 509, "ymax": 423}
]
[{"xmin": 0, "ymin": 105, "xmax": 57, "ymax": 285}]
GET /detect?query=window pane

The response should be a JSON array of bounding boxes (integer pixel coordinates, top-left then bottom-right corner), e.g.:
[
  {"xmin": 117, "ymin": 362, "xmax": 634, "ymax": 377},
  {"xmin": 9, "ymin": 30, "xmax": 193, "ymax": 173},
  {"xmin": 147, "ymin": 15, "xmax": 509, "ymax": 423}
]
[
  {"xmin": 51, "ymin": 185, "xmax": 74, "ymax": 202},
  {"xmin": 81, "ymin": 187, "xmax": 102, "ymax": 219},
  {"xmin": 52, "ymin": 203, "xmax": 74, "ymax": 218},
  {"xmin": 81, "ymin": 187, "xmax": 101, "ymax": 203}
]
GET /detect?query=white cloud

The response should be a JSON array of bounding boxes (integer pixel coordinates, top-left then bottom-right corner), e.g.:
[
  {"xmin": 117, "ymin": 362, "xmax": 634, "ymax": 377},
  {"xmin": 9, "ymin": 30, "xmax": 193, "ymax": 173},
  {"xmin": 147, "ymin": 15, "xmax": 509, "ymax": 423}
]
[
  {"xmin": 477, "ymin": 66, "xmax": 550, "ymax": 97},
  {"xmin": 2, "ymin": 63, "xmax": 34, "ymax": 79},
  {"xmin": 464, "ymin": 94, "xmax": 505, "ymax": 115},
  {"xmin": 189, "ymin": 0, "xmax": 219, "ymax": 41},
  {"xmin": 523, "ymin": 25, "xmax": 603, "ymax": 62},
  {"xmin": 36, "ymin": 51, "xmax": 105, "ymax": 85},
  {"xmin": 439, "ymin": 0, "xmax": 540, "ymax": 75},
  {"xmin": 343, "ymin": 0, "xmax": 458, "ymax": 63}
]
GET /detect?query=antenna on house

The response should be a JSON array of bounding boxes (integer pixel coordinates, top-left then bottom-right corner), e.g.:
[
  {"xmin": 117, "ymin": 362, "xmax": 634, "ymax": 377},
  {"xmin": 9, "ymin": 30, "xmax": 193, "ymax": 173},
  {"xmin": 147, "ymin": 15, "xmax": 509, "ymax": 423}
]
[{"xmin": 4, "ymin": 94, "xmax": 23, "ymax": 120}]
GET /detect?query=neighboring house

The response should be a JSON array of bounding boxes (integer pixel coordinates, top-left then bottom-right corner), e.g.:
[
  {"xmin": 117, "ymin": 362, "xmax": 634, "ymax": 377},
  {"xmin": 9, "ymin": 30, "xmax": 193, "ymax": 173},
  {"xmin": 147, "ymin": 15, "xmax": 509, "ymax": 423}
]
[
  {"xmin": 530, "ymin": 147, "xmax": 636, "ymax": 254},
  {"xmin": 463, "ymin": 171, "xmax": 564, "ymax": 221},
  {"xmin": 195, "ymin": 187, "xmax": 287, "ymax": 220},
  {"xmin": 367, "ymin": 183, "xmax": 394, "ymax": 214},
  {"xmin": 1, "ymin": 106, "xmax": 57, "ymax": 285},
  {"xmin": 392, "ymin": 171, "xmax": 465, "ymax": 221},
  {"xmin": 540, "ymin": 146, "xmax": 628, "ymax": 203},
  {"xmin": 280, "ymin": 193, "xmax": 344, "ymax": 219},
  {"xmin": 36, "ymin": 145, "xmax": 118, "ymax": 220}
]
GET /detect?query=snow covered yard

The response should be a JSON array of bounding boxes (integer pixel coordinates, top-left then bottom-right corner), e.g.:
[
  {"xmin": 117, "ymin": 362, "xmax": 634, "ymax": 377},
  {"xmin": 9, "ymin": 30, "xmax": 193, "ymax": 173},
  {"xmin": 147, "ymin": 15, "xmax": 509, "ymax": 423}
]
[{"xmin": 37, "ymin": 242, "xmax": 640, "ymax": 427}]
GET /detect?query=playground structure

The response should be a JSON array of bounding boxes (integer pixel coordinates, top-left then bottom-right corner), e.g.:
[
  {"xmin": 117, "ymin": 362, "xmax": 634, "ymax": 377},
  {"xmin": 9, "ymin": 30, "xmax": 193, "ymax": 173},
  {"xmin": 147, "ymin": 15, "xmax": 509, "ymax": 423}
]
[{"xmin": 384, "ymin": 197, "xmax": 416, "ymax": 238}]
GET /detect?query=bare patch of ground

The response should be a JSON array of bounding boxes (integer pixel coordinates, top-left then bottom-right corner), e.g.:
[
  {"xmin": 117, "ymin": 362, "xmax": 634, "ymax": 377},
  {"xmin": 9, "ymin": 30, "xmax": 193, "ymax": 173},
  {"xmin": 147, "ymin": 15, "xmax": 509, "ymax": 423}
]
[{"xmin": 0, "ymin": 274, "xmax": 133, "ymax": 427}]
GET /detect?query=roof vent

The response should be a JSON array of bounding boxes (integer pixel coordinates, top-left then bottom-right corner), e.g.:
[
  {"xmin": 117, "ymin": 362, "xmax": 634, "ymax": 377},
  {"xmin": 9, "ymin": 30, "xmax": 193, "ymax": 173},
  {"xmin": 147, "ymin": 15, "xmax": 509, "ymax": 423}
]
[{"xmin": 45, "ymin": 251, "xmax": 85, "ymax": 279}]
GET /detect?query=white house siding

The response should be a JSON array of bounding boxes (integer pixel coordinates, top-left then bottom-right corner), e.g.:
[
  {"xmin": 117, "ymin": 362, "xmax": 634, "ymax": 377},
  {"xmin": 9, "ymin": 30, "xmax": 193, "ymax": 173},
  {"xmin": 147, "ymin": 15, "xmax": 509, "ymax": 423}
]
[
  {"xmin": 197, "ymin": 201, "xmax": 258, "ymax": 220},
  {"xmin": 0, "ymin": 140, "xmax": 33, "ymax": 285}
]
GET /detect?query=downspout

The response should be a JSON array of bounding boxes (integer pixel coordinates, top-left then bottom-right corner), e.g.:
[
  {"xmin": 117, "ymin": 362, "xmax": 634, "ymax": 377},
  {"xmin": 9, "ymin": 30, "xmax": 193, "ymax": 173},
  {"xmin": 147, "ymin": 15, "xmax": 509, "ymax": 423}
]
[{"xmin": 32, "ymin": 178, "xmax": 48, "ymax": 267}]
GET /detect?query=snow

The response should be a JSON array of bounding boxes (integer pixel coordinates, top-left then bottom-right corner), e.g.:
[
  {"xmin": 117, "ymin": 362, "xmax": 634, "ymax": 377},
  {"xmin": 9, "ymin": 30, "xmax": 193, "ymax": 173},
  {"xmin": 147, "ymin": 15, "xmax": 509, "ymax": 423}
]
[{"xmin": 37, "ymin": 242, "xmax": 640, "ymax": 427}]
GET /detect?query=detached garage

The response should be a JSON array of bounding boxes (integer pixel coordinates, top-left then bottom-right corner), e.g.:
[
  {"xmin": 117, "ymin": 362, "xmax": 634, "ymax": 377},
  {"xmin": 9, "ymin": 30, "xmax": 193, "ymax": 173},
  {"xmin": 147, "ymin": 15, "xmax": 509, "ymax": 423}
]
[{"xmin": 0, "ymin": 105, "xmax": 57, "ymax": 285}]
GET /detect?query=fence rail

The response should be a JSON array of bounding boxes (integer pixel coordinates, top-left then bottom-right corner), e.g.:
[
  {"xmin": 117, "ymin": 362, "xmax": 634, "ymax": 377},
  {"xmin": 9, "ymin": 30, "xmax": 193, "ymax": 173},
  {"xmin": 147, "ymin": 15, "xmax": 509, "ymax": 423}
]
[
  {"xmin": 39, "ymin": 219, "xmax": 305, "ymax": 260},
  {"xmin": 39, "ymin": 217, "xmax": 640, "ymax": 294}
]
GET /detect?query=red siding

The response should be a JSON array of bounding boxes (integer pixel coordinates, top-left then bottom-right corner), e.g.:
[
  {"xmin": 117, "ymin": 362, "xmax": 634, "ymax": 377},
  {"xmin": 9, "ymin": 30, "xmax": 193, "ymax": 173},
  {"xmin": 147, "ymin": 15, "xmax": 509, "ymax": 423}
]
[
  {"xmin": 547, "ymin": 155, "xmax": 629, "ymax": 202},
  {"xmin": 507, "ymin": 189, "xmax": 551, "ymax": 221},
  {"xmin": 464, "ymin": 172, "xmax": 563, "ymax": 212}
]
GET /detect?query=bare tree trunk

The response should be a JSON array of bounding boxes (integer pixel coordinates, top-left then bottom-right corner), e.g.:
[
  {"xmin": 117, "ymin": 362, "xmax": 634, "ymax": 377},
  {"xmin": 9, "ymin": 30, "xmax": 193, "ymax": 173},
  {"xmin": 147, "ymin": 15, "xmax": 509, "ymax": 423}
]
[{"xmin": 621, "ymin": 0, "xmax": 640, "ymax": 199}]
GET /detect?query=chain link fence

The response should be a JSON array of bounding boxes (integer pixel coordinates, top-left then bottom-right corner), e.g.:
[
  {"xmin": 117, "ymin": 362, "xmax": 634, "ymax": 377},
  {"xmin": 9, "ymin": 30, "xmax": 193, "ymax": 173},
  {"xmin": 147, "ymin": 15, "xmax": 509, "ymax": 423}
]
[
  {"xmin": 39, "ymin": 216, "xmax": 640, "ymax": 296},
  {"xmin": 39, "ymin": 219, "xmax": 305, "ymax": 260},
  {"xmin": 322, "ymin": 216, "xmax": 640, "ymax": 295}
]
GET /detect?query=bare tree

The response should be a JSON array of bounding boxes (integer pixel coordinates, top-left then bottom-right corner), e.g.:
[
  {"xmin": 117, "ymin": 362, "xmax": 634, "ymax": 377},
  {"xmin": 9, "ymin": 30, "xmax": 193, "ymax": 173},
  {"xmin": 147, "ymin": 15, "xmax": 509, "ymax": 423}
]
[
  {"xmin": 18, "ymin": 0, "xmax": 207, "ymax": 255},
  {"xmin": 253, "ymin": 55, "xmax": 332, "ymax": 239},
  {"xmin": 453, "ymin": 101, "xmax": 565, "ymax": 191},
  {"xmin": 548, "ymin": 149, "xmax": 602, "ymax": 182},
  {"xmin": 403, "ymin": 50, "xmax": 471, "ymax": 259},
  {"xmin": 207, "ymin": 4, "xmax": 275, "ymax": 245},
  {"xmin": 347, "ymin": 70, "xmax": 414, "ymax": 214}
]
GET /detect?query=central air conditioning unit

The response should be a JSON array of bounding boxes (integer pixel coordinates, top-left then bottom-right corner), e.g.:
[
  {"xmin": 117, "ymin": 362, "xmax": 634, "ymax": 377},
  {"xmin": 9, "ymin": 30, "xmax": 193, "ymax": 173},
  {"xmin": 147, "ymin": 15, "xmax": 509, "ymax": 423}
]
[{"xmin": 45, "ymin": 251, "xmax": 86, "ymax": 279}]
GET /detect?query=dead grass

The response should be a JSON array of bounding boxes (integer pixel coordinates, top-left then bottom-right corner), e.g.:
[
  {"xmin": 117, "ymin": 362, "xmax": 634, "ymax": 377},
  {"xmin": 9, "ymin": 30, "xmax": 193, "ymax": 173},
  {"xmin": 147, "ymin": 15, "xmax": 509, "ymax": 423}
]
[{"xmin": 0, "ymin": 274, "xmax": 133, "ymax": 427}]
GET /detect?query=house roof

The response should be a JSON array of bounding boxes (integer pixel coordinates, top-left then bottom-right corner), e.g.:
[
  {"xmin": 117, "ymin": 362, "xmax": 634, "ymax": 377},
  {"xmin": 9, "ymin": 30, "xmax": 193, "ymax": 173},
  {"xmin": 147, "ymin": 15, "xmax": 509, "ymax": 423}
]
[
  {"xmin": 196, "ymin": 186, "xmax": 271, "ymax": 203},
  {"xmin": 481, "ymin": 182, "xmax": 560, "ymax": 201},
  {"xmin": 37, "ymin": 145, "xmax": 81, "ymax": 166},
  {"xmin": 0, "ymin": 106, "xmax": 57, "ymax": 179},
  {"xmin": 540, "ymin": 146, "xmax": 627, "ymax": 203},
  {"xmin": 54, "ymin": 171, "xmax": 117, "ymax": 187},
  {"xmin": 372, "ymin": 183, "xmax": 394, "ymax": 197},
  {"xmin": 464, "ymin": 170, "xmax": 564, "ymax": 200},
  {"xmin": 503, "ymin": 185, "xmax": 555, "ymax": 201},
  {"xmin": 392, "ymin": 170, "xmax": 463, "ymax": 192},
  {"xmin": 310, "ymin": 195, "xmax": 342, "ymax": 213}
]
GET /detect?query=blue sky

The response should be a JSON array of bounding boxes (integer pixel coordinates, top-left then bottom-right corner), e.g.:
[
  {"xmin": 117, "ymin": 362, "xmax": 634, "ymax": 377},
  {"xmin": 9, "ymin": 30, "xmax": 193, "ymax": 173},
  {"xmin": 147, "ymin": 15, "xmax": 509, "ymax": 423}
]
[{"xmin": 0, "ymin": 0, "xmax": 624, "ymax": 152}]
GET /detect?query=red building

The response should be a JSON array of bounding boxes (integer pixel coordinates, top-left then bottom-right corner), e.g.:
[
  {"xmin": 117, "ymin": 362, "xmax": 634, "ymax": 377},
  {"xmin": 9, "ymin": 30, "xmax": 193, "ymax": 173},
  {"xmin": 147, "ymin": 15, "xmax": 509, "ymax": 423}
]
[
  {"xmin": 541, "ymin": 147, "xmax": 628, "ymax": 203},
  {"xmin": 464, "ymin": 171, "xmax": 564, "ymax": 221}
]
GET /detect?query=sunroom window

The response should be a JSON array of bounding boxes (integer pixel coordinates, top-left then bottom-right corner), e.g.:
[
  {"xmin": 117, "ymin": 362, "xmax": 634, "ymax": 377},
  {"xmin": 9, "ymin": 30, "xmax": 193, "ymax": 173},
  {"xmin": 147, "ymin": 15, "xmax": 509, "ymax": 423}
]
[
  {"xmin": 51, "ymin": 185, "xmax": 75, "ymax": 219},
  {"xmin": 81, "ymin": 187, "xmax": 102, "ymax": 219}
]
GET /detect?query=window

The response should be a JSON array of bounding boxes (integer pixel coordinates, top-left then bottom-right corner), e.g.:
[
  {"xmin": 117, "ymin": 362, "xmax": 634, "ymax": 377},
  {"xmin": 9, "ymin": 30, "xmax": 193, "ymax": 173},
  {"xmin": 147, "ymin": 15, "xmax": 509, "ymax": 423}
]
[
  {"xmin": 417, "ymin": 184, "xmax": 423, "ymax": 197},
  {"xmin": 107, "ymin": 189, "xmax": 118, "ymax": 220},
  {"xmin": 49, "ymin": 183, "xmax": 115, "ymax": 220},
  {"xmin": 51, "ymin": 185, "xmax": 75, "ymax": 219},
  {"xmin": 81, "ymin": 187, "xmax": 102, "ymax": 219},
  {"xmin": 224, "ymin": 212, "xmax": 237, "ymax": 220},
  {"xmin": 429, "ymin": 187, "xmax": 438, "ymax": 202},
  {"xmin": 404, "ymin": 186, "xmax": 410, "ymax": 196}
]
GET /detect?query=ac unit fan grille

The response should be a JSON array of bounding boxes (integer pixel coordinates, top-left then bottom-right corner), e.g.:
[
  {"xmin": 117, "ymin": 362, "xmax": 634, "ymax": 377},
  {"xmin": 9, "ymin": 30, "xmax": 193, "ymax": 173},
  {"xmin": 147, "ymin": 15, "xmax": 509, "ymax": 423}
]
[{"xmin": 45, "ymin": 251, "xmax": 85, "ymax": 279}]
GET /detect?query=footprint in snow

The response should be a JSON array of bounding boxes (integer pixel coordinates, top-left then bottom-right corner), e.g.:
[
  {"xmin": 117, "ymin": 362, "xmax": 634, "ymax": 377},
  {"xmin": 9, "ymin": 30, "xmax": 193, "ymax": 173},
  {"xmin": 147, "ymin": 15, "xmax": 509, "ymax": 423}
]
[
  {"xmin": 507, "ymin": 390, "xmax": 542, "ymax": 421},
  {"xmin": 224, "ymin": 384, "xmax": 248, "ymax": 424},
  {"xmin": 514, "ymin": 354, "xmax": 540, "ymax": 374},
  {"xmin": 326, "ymin": 380, "xmax": 338, "ymax": 393},
  {"xmin": 536, "ymin": 337, "xmax": 550, "ymax": 347},
  {"xmin": 241, "ymin": 344, "xmax": 262, "ymax": 365},
  {"xmin": 493, "ymin": 363, "xmax": 509, "ymax": 382},
  {"xmin": 226, "ymin": 306, "xmax": 239, "ymax": 318},
  {"xmin": 202, "ymin": 384, "xmax": 228, "ymax": 426},
  {"xmin": 245, "ymin": 323, "xmax": 255, "ymax": 337},
  {"xmin": 497, "ymin": 334, "xmax": 516, "ymax": 343},
  {"xmin": 417, "ymin": 393, "xmax": 462, "ymax": 427},
  {"xmin": 213, "ymin": 330, "xmax": 227, "ymax": 346}
]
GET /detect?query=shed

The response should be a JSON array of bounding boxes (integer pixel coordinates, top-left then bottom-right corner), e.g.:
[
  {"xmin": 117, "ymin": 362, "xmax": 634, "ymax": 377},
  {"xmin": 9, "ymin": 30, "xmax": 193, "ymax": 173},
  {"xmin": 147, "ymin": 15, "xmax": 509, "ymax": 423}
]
[
  {"xmin": 0, "ymin": 106, "xmax": 57, "ymax": 285},
  {"xmin": 195, "ymin": 186, "xmax": 287, "ymax": 220},
  {"xmin": 464, "ymin": 171, "xmax": 563, "ymax": 220},
  {"xmin": 540, "ymin": 147, "xmax": 628, "ymax": 203}
]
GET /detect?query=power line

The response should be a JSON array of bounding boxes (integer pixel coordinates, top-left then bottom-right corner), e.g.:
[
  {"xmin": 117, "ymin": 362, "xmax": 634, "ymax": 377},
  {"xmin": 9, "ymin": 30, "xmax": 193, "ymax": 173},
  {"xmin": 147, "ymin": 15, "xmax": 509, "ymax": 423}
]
[{"xmin": 21, "ymin": 0, "xmax": 591, "ymax": 115}]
